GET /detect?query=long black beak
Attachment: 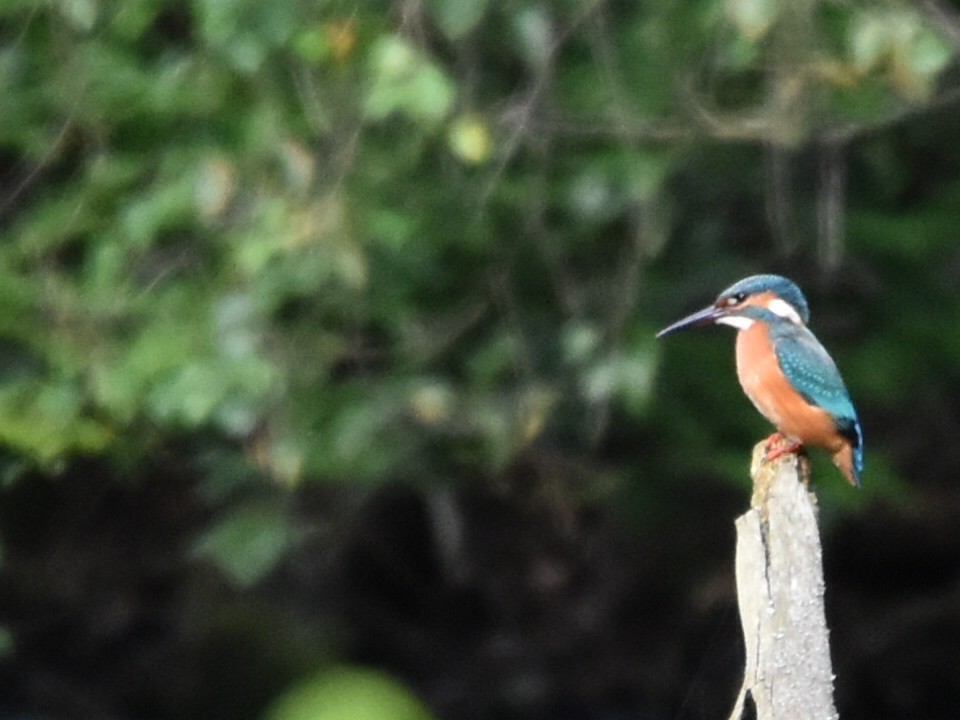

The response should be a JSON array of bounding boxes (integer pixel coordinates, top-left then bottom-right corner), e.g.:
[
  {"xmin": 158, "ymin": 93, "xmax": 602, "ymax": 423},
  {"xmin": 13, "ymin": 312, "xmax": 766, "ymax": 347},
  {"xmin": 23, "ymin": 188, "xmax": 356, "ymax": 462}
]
[{"xmin": 655, "ymin": 304, "xmax": 721, "ymax": 338}]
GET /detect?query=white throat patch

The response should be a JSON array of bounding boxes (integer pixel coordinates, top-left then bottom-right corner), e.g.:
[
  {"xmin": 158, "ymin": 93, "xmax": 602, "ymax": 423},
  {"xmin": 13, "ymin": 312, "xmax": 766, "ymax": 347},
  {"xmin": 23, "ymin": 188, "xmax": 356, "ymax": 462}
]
[
  {"xmin": 716, "ymin": 315, "xmax": 754, "ymax": 330},
  {"xmin": 767, "ymin": 298, "xmax": 802, "ymax": 324}
]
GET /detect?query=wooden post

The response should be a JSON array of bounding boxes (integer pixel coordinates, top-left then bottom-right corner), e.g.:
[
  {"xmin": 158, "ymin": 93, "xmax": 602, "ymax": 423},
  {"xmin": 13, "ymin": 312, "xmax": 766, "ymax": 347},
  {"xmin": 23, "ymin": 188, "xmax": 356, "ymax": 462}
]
[{"xmin": 727, "ymin": 442, "xmax": 839, "ymax": 720}]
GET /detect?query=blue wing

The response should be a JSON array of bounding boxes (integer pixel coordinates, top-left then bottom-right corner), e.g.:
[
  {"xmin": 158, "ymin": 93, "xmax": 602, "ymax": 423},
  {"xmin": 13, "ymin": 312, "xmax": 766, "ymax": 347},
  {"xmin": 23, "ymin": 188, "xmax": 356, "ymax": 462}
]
[{"xmin": 772, "ymin": 324, "xmax": 864, "ymax": 475}]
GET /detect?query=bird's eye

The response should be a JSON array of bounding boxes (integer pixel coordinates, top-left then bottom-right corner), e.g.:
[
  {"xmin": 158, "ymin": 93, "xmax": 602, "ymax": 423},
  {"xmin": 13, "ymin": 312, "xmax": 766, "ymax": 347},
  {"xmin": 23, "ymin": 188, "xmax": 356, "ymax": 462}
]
[{"xmin": 726, "ymin": 292, "xmax": 747, "ymax": 306}]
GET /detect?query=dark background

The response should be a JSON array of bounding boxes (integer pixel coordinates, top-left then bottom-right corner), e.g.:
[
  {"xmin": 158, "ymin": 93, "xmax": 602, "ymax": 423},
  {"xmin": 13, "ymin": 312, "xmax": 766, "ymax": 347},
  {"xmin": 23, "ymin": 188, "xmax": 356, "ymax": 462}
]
[{"xmin": 1, "ymin": 1, "xmax": 959, "ymax": 718}]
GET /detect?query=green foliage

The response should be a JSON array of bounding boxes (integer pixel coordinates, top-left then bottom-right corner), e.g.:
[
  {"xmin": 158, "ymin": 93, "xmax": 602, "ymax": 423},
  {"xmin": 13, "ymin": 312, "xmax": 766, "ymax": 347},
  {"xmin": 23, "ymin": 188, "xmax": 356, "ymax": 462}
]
[
  {"xmin": 427, "ymin": 0, "xmax": 490, "ymax": 40},
  {"xmin": 3, "ymin": 3, "xmax": 960, "ymax": 718},
  {"xmin": 0, "ymin": 0, "xmax": 958, "ymax": 594},
  {"xmin": 364, "ymin": 35, "xmax": 456, "ymax": 125},
  {"xmin": 727, "ymin": 0, "xmax": 781, "ymax": 41},
  {"xmin": 267, "ymin": 667, "xmax": 436, "ymax": 720},
  {"xmin": 193, "ymin": 498, "xmax": 295, "ymax": 588}
]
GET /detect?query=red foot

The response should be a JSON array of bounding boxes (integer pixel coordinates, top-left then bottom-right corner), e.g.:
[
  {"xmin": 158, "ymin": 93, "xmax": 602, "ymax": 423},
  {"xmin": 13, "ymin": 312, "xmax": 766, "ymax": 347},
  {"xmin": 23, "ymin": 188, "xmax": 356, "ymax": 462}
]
[{"xmin": 763, "ymin": 432, "xmax": 803, "ymax": 462}]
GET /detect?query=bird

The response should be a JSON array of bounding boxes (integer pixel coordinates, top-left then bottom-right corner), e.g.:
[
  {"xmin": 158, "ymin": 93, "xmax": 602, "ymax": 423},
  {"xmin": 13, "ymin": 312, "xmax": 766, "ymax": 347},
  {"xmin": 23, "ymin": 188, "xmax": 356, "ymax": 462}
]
[{"xmin": 656, "ymin": 274, "xmax": 863, "ymax": 487}]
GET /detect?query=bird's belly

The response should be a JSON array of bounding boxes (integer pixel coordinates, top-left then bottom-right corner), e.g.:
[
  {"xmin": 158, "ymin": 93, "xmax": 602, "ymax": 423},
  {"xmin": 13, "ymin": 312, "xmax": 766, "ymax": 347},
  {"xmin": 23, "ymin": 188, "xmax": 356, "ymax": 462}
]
[{"xmin": 736, "ymin": 327, "xmax": 842, "ymax": 451}]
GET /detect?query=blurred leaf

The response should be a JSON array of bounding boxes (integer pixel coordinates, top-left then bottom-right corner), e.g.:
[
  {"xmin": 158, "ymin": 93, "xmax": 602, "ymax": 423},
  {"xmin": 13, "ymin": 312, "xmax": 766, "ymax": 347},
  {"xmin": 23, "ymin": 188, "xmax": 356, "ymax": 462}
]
[
  {"xmin": 447, "ymin": 113, "xmax": 492, "ymax": 164},
  {"xmin": 720, "ymin": 33, "xmax": 761, "ymax": 70},
  {"xmin": 581, "ymin": 346, "xmax": 656, "ymax": 416},
  {"xmin": 427, "ymin": 0, "xmax": 489, "ymax": 40},
  {"xmin": 192, "ymin": 0, "xmax": 299, "ymax": 72},
  {"xmin": 122, "ymin": 161, "xmax": 202, "ymax": 245},
  {"xmin": 293, "ymin": 25, "xmax": 332, "ymax": 64},
  {"xmin": 304, "ymin": 385, "xmax": 411, "ymax": 480},
  {"xmin": 624, "ymin": 148, "xmax": 677, "ymax": 201},
  {"xmin": 567, "ymin": 166, "xmax": 618, "ymax": 223},
  {"xmin": 408, "ymin": 380, "xmax": 455, "ymax": 426},
  {"xmin": 58, "ymin": 0, "xmax": 99, "ymax": 33},
  {"xmin": 195, "ymin": 155, "xmax": 236, "ymax": 220},
  {"xmin": 90, "ymin": 316, "xmax": 201, "ymax": 422},
  {"xmin": 363, "ymin": 35, "xmax": 456, "ymax": 126},
  {"xmin": 193, "ymin": 500, "xmax": 293, "ymax": 588},
  {"xmin": 109, "ymin": 1, "xmax": 164, "ymax": 40},
  {"xmin": 267, "ymin": 667, "xmax": 435, "ymax": 720},
  {"xmin": 0, "ymin": 380, "xmax": 112, "ymax": 465},
  {"xmin": 848, "ymin": 9, "xmax": 954, "ymax": 101},
  {"xmin": 828, "ymin": 77, "xmax": 896, "ymax": 123},
  {"xmin": 148, "ymin": 361, "xmax": 234, "ymax": 425},
  {"xmin": 511, "ymin": 5, "xmax": 553, "ymax": 71},
  {"xmin": 561, "ymin": 322, "xmax": 602, "ymax": 365},
  {"xmin": 150, "ymin": 352, "xmax": 276, "ymax": 430},
  {"xmin": 727, "ymin": 0, "xmax": 779, "ymax": 41},
  {"xmin": 850, "ymin": 12, "xmax": 888, "ymax": 73},
  {"xmin": 905, "ymin": 27, "xmax": 952, "ymax": 79}
]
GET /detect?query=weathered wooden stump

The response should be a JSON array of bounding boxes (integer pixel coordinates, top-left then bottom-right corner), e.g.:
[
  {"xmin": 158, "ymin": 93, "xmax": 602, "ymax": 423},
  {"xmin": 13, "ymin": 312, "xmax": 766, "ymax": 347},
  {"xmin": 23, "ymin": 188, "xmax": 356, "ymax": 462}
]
[{"xmin": 727, "ymin": 442, "xmax": 839, "ymax": 720}]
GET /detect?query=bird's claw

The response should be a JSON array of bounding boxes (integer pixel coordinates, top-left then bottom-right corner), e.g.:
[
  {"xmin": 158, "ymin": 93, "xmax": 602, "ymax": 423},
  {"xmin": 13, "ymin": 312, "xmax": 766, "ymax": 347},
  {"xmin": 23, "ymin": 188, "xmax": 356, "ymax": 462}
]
[{"xmin": 763, "ymin": 432, "xmax": 803, "ymax": 462}]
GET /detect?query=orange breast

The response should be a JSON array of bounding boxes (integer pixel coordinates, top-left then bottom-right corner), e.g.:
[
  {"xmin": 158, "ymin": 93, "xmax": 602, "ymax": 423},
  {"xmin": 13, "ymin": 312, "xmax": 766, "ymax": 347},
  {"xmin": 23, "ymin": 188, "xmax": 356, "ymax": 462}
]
[{"xmin": 735, "ymin": 323, "xmax": 844, "ymax": 453}]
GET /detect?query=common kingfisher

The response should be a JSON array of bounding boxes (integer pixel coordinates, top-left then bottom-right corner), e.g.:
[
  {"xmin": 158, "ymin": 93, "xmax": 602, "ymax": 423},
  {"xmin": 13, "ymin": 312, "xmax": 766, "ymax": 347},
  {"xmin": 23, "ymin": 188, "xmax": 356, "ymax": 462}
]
[{"xmin": 656, "ymin": 274, "xmax": 863, "ymax": 487}]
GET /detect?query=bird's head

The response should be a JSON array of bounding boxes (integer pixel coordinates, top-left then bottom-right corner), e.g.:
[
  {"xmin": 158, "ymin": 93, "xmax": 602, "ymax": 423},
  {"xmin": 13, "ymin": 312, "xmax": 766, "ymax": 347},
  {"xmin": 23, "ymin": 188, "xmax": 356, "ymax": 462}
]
[{"xmin": 656, "ymin": 274, "xmax": 810, "ymax": 338}]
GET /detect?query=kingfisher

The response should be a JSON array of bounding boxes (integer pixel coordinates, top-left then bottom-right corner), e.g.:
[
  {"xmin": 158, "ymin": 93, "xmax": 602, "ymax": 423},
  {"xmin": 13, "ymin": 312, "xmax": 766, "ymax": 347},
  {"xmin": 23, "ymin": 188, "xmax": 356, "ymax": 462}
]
[{"xmin": 656, "ymin": 274, "xmax": 863, "ymax": 487}]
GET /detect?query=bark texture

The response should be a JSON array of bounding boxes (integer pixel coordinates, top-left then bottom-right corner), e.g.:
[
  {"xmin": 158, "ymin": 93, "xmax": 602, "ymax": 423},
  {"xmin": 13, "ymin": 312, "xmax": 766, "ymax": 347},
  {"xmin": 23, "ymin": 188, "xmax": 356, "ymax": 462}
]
[{"xmin": 728, "ymin": 443, "xmax": 838, "ymax": 720}]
